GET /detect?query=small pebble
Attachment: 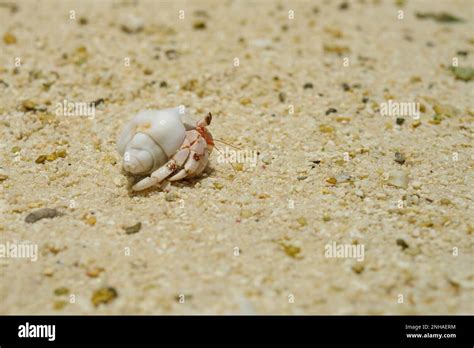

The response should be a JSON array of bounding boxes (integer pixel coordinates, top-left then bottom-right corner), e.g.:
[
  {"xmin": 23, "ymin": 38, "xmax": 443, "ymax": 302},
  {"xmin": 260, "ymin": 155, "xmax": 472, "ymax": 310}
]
[
  {"xmin": 11, "ymin": 146, "xmax": 21, "ymax": 153},
  {"xmin": 412, "ymin": 181, "xmax": 422, "ymax": 189},
  {"xmin": 351, "ymin": 263, "xmax": 364, "ymax": 274},
  {"xmin": 416, "ymin": 11, "xmax": 463, "ymax": 23},
  {"xmin": 319, "ymin": 124, "xmax": 334, "ymax": 133},
  {"xmin": 355, "ymin": 189, "xmax": 365, "ymax": 198},
  {"xmin": 21, "ymin": 100, "xmax": 38, "ymax": 112},
  {"xmin": 386, "ymin": 170, "xmax": 409, "ymax": 189},
  {"xmin": 53, "ymin": 301, "xmax": 67, "ymax": 310},
  {"xmin": 124, "ymin": 222, "xmax": 142, "ymax": 234},
  {"xmin": 181, "ymin": 80, "xmax": 198, "ymax": 92},
  {"xmin": 3, "ymin": 32, "xmax": 17, "ymax": 44},
  {"xmin": 86, "ymin": 267, "xmax": 104, "ymax": 278},
  {"xmin": 325, "ymin": 108, "xmax": 337, "ymax": 115},
  {"xmin": 41, "ymin": 266, "xmax": 54, "ymax": 277},
  {"xmin": 36, "ymin": 150, "xmax": 67, "ymax": 164},
  {"xmin": 303, "ymin": 82, "xmax": 313, "ymax": 89},
  {"xmin": 213, "ymin": 182, "xmax": 224, "ymax": 190},
  {"xmin": 91, "ymin": 287, "xmax": 118, "ymax": 307},
  {"xmin": 278, "ymin": 92, "xmax": 286, "ymax": 103},
  {"xmin": 440, "ymin": 198, "xmax": 453, "ymax": 206},
  {"xmin": 278, "ymin": 241, "xmax": 302, "ymax": 259},
  {"xmin": 121, "ymin": 15, "xmax": 144, "ymax": 34},
  {"xmin": 407, "ymin": 194, "xmax": 420, "ymax": 206},
  {"xmin": 450, "ymin": 66, "xmax": 474, "ymax": 81},
  {"xmin": 394, "ymin": 152, "xmax": 406, "ymax": 165},
  {"xmin": 297, "ymin": 217, "xmax": 307, "ymax": 226},
  {"xmin": 323, "ymin": 43, "xmax": 350, "ymax": 54},
  {"xmin": 85, "ymin": 215, "xmax": 96, "ymax": 226},
  {"xmin": 239, "ymin": 97, "xmax": 252, "ymax": 106},
  {"xmin": 430, "ymin": 114, "xmax": 443, "ymax": 125},
  {"xmin": 396, "ymin": 118, "xmax": 405, "ymax": 125},
  {"xmin": 261, "ymin": 155, "xmax": 272, "ymax": 165},
  {"xmin": 54, "ymin": 287, "xmax": 70, "ymax": 296},
  {"xmin": 396, "ymin": 238, "xmax": 409, "ymax": 250},
  {"xmin": 193, "ymin": 21, "xmax": 207, "ymax": 30},
  {"xmin": 165, "ymin": 49, "xmax": 178, "ymax": 60},
  {"xmin": 240, "ymin": 210, "xmax": 253, "ymax": 219},
  {"xmin": 339, "ymin": 2, "xmax": 349, "ymax": 10},
  {"xmin": 25, "ymin": 208, "xmax": 62, "ymax": 223},
  {"xmin": 336, "ymin": 173, "xmax": 352, "ymax": 183}
]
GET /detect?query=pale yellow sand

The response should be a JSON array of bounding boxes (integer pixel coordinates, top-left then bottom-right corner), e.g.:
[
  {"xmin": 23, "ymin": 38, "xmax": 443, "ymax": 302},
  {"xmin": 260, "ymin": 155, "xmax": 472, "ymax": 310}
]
[{"xmin": 0, "ymin": 0, "xmax": 473, "ymax": 314}]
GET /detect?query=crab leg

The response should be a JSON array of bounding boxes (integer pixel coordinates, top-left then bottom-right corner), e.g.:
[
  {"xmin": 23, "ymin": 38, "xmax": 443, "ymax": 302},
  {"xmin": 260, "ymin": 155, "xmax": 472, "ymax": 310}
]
[
  {"xmin": 194, "ymin": 148, "xmax": 209, "ymax": 175},
  {"xmin": 132, "ymin": 176, "xmax": 162, "ymax": 191},
  {"xmin": 169, "ymin": 132, "xmax": 207, "ymax": 181},
  {"xmin": 132, "ymin": 139, "xmax": 190, "ymax": 191},
  {"xmin": 150, "ymin": 146, "xmax": 189, "ymax": 181}
]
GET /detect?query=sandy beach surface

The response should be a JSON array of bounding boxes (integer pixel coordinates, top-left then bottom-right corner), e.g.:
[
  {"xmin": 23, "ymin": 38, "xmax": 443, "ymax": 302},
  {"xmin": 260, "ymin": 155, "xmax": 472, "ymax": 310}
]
[{"xmin": 0, "ymin": 0, "xmax": 473, "ymax": 314}]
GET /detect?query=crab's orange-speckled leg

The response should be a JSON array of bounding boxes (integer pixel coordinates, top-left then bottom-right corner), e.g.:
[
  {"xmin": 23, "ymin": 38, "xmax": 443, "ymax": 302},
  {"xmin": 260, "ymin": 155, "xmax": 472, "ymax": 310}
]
[
  {"xmin": 194, "ymin": 147, "xmax": 209, "ymax": 175},
  {"xmin": 132, "ymin": 138, "xmax": 191, "ymax": 191},
  {"xmin": 168, "ymin": 130, "xmax": 209, "ymax": 181}
]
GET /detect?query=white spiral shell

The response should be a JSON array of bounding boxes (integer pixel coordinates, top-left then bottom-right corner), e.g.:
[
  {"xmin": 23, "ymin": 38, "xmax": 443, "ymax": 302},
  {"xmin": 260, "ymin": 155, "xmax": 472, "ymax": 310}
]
[{"xmin": 117, "ymin": 107, "xmax": 196, "ymax": 175}]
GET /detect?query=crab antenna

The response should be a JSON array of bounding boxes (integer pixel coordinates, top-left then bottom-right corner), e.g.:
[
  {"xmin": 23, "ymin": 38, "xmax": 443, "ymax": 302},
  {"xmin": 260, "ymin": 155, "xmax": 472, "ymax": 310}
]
[
  {"xmin": 200, "ymin": 112, "xmax": 237, "ymax": 173},
  {"xmin": 213, "ymin": 139, "xmax": 241, "ymax": 150},
  {"xmin": 213, "ymin": 144, "xmax": 237, "ymax": 174}
]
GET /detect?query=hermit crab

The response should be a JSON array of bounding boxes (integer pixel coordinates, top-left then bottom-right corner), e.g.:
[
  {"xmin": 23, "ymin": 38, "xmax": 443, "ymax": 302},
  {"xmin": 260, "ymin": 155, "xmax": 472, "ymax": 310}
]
[{"xmin": 117, "ymin": 107, "xmax": 214, "ymax": 191}]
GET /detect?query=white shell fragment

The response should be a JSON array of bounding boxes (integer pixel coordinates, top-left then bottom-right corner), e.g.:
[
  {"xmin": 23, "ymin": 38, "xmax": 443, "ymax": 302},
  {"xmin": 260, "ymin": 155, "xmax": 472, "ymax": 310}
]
[
  {"xmin": 386, "ymin": 170, "xmax": 409, "ymax": 189},
  {"xmin": 120, "ymin": 14, "xmax": 144, "ymax": 34}
]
